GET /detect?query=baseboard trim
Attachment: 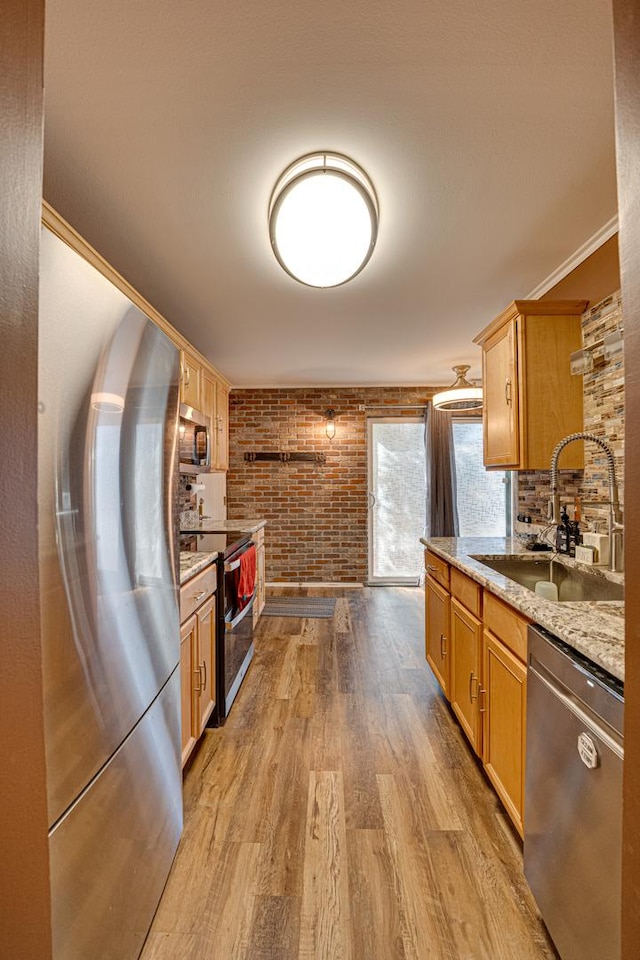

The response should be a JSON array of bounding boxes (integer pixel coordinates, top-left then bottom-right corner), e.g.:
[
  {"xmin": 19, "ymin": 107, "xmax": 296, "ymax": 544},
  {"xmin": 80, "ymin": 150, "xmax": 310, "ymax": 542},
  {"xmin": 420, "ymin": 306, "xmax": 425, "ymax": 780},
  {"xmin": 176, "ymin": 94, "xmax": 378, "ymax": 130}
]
[{"xmin": 266, "ymin": 581, "xmax": 364, "ymax": 589}]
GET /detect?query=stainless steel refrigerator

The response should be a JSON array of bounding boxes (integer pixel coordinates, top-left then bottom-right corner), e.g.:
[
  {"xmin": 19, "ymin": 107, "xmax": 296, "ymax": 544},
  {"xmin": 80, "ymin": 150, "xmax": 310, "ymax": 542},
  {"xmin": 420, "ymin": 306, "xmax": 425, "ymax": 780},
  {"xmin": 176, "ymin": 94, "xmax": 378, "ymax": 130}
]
[{"xmin": 38, "ymin": 225, "xmax": 183, "ymax": 959}]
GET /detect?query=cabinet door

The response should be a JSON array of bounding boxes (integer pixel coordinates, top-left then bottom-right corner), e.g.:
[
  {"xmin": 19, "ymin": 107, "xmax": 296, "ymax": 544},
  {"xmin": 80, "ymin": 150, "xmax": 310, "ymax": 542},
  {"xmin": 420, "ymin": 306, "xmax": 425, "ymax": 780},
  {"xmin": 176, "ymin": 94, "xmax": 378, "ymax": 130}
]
[
  {"xmin": 203, "ymin": 370, "xmax": 216, "ymax": 433},
  {"xmin": 180, "ymin": 615, "xmax": 198, "ymax": 768},
  {"xmin": 253, "ymin": 543, "xmax": 266, "ymax": 625},
  {"xmin": 450, "ymin": 598, "xmax": 482, "ymax": 755},
  {"xmin": 481, "ymin": 629, "xmax": 527, "ymax": 836},
  {"xmin": 196, "ymin": 595, "xmax": 216, "ymax": 733},
  {"xmin": 482, "ymin": 317, "xmax": 519, "ymax": 467},
  {"xmin": 215, "ymin": 379, "xmax": 229, "ymax": 471},
  {"xmin": 180, "ymin": 349, "xmax": 202, "ymax": 409},
  {"xmin": 425, "ymin": 576, "xmax": 451, "ymax": 698}
]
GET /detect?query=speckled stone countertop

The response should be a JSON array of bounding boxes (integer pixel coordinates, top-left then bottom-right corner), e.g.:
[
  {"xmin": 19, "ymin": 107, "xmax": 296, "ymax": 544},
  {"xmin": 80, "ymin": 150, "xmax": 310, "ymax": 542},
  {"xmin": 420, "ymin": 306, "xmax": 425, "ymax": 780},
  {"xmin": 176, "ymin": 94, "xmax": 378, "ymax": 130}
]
[
  {"xmin": 421, "ymin": 536, "xmax": 625, "ymax": 682},
  {"xmin": 180, "ymin": 518, "xmax": 266, "ymax": 535},
  {"xmin": 179, "ymin": 550, "xmax": 217, "ymax": 585}
]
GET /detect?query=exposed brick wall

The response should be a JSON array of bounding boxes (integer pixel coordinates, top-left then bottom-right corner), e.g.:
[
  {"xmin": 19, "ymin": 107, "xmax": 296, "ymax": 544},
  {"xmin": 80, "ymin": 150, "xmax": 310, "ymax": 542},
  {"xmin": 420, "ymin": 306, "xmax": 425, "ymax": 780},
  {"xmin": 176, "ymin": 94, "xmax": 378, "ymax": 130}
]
[{"xmin": 227, "ymin": 387, "xmax": 438, "ymax": 583}]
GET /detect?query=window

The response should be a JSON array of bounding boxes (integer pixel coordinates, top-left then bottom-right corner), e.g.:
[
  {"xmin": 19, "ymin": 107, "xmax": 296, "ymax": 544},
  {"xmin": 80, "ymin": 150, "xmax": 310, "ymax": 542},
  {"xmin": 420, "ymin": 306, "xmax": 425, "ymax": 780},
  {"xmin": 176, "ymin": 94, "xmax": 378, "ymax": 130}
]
[{"xmin": 452, "ymin": 419, "xmax": 511, "ymax": 536}]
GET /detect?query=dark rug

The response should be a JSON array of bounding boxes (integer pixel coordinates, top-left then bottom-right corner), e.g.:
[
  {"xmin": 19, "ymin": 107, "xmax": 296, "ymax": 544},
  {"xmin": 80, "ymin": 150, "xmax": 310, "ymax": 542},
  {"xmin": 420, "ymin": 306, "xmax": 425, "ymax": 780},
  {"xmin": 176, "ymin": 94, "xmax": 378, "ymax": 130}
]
[{"xmin": 262, "ymin": 596, "xmax": 337, "ymax": 619}]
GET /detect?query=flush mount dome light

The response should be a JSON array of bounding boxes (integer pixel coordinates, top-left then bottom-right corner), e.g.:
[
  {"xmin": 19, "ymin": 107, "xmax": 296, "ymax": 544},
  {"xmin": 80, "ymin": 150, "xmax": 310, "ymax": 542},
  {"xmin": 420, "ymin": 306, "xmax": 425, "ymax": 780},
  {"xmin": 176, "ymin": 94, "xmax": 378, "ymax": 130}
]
[
  {"xmin": 432, "ymin": 365, "xmax": 483, "ymax": 411},
  {"xmin": 269, "ymin": 152, "xmax": 379, "ymax": 288}
]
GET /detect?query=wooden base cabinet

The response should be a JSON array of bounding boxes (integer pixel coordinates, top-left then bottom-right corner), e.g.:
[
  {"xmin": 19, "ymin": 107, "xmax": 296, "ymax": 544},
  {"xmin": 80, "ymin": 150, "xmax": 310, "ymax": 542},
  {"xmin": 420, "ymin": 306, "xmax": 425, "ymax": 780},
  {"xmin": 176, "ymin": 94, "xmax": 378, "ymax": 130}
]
[
  {"xmin": 425, "ymin": 575, "xmax": 451, "ymax": 697},
  {"xmin": 424, "ymin": 550, "xmax": 530, "ymax": 835},
  {"xmin": 252, "ymin": 526, "xmax": 266, "ymax": 626},
  {"xmin": 450, "ymin": 597, "xmax": 483, "ymax": 756},
  {"xmin": 180, "ymin": 615, "xmax": 198, "ymax": 767},
  {"xmin": 179, "ymin": 566, "xmax": 218, "ymax": 768},
  {"xmin": 481, "ymin": 631, "xmax": 527, "ymax": 837}
]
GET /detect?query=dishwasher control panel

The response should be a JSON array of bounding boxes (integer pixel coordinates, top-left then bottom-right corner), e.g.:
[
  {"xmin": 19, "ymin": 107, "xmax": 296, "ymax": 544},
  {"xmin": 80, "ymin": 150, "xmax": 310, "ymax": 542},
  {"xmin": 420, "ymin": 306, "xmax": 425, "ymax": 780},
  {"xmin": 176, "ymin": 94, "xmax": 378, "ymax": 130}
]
[{"xmin": 578, "ymin": 732, "xmax": 600, "ymax": 769}]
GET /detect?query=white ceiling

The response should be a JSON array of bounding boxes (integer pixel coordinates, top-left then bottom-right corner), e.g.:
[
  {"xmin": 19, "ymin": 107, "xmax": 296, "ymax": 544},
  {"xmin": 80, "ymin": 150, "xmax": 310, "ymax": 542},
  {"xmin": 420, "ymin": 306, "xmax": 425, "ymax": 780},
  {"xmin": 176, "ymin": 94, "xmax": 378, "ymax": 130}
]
[{"xmin": 42, "ymin": 0, "xmax": 617, "ymax": 388}]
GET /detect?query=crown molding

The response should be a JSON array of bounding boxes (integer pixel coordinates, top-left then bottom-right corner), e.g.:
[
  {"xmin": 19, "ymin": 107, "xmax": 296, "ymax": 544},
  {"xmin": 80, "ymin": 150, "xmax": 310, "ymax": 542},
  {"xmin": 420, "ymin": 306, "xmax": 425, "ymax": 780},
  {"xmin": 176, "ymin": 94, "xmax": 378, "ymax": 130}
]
[{"xmin": 525, "ymin": 215, "xmax": 619, "ymax": 300}]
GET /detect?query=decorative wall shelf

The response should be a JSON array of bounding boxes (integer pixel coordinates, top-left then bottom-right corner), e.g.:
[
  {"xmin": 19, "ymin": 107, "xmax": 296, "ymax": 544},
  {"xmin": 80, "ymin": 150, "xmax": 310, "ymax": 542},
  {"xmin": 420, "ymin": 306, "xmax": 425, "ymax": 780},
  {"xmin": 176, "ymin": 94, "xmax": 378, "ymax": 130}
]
[{"xmin": 244, "ymin": 451, "xmax": 326, "ymax": 463}]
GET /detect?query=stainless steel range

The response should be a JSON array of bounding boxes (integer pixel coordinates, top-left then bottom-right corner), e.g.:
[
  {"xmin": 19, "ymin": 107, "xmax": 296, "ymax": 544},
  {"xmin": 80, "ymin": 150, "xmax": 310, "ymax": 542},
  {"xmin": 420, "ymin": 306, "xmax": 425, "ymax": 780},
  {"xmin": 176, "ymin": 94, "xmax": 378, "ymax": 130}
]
[{"xmin": 180, "ymin": 528, "xmax": 258, "ymax": 721}]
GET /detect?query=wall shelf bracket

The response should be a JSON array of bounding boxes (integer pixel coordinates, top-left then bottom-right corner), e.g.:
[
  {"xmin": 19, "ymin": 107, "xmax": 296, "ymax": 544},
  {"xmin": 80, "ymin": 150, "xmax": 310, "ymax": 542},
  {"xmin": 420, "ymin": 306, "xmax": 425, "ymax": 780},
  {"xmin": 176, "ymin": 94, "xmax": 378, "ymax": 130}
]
[{"xmin": 244, "ymin": 451, "xmax": 326, "ymax": 464}]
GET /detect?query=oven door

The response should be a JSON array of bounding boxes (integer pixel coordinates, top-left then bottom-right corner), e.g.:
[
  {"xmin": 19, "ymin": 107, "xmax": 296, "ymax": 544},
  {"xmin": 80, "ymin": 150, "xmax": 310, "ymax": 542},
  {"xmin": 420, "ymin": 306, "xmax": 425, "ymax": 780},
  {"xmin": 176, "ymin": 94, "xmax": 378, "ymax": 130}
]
[{"xmin": 222, "ymin": 541, "xmax": 257, "ymax": 715}]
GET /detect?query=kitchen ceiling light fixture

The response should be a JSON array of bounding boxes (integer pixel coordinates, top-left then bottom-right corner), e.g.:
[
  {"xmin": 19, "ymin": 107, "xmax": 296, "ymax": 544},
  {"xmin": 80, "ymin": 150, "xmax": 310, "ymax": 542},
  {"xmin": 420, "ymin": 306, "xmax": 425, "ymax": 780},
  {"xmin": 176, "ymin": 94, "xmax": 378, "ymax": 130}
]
[
  {"xmin": 325, "ymin": 408, "xmax": 336, "ymax": 440},
  {"xmin": 432, "ymin": 365, "xmax": 483, "ymax": 411},
  {"xmin": 269, "ymin": 152, "xmax": 379, "ymax": 288}
]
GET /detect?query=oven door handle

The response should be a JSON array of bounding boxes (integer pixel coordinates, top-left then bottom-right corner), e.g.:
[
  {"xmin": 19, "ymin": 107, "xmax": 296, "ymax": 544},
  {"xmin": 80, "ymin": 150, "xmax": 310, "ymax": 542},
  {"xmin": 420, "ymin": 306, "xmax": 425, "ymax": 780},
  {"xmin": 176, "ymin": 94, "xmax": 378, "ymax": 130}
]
[
  {"xmin": 224, "ymin": 544, "xmax": 254, "ymax": 573},
  {"xmin": 225, "ymin": 593, "xmax": 255, "ymax": 631}
]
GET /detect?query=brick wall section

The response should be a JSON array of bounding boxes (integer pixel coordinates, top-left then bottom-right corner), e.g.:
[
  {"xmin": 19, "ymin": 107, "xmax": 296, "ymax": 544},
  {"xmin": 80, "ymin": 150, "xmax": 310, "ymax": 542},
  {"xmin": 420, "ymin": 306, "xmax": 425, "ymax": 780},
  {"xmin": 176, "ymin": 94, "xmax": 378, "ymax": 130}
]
[
  {"xmin": 227, "ymin": 387, "xmax": 438, "ymax": 583},
  {"xmin": 518, "ymin": 292, "xmax": 624, "ymax": 528}
]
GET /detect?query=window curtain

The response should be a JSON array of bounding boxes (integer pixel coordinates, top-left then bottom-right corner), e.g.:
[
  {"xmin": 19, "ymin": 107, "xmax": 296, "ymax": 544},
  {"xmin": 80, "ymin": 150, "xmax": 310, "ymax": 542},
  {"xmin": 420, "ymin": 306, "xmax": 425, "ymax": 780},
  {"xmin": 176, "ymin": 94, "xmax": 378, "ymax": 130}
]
[{"xmin": 424, "ymin": 402, "xmax": 459, "ymax": 538}]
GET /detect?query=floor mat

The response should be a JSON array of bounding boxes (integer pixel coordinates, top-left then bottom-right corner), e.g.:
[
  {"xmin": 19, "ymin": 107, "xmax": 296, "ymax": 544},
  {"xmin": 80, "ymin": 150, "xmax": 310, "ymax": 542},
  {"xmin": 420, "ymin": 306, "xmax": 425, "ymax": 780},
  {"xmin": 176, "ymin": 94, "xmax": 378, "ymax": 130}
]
[{"xmin": 262, "ymin": 596, "xmax": 337, "ymax": 618}]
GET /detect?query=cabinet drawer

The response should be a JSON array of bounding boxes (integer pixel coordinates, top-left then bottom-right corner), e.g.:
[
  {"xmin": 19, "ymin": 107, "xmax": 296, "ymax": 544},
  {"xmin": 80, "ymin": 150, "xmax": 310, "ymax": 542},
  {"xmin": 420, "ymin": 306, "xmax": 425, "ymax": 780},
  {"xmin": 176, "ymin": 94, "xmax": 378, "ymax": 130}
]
[
  {"xmin": 483, "ymin": 591, "xmax": 529, "ymax": 662},
  {"xmin": 451, "ymin": 567, "xmax": 482, "ymax": 618},
  {"xmin": 180, "ymin": 564, "xmax": 217, "ymax": 623},
  {"xmin": 425, "ymin": 550, "xmax": 449, "ymax": 590}
]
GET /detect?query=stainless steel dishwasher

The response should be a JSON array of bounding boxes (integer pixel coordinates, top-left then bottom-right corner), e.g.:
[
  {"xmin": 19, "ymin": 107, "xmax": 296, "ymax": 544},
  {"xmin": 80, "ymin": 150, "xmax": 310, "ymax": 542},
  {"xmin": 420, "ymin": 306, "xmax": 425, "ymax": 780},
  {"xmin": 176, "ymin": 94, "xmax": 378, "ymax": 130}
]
[{"xmin": 525, "ymin": 625, "xmax": 624, "ymax": 960}]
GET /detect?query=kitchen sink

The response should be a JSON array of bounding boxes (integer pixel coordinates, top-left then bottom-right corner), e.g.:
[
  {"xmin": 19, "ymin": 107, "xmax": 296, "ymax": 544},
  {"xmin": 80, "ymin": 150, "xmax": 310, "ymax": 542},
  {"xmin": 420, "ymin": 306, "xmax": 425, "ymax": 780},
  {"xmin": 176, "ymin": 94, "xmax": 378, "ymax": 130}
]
[{"xmin": 470, "ymin": 555, "xmax": 624, "ymax": 602}]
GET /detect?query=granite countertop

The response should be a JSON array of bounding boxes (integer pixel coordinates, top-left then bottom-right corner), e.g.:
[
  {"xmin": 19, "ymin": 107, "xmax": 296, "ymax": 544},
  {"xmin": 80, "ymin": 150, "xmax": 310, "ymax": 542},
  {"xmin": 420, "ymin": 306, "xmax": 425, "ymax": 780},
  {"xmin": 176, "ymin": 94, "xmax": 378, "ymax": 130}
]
[
  {"xmin": 421, "ymin": 536, "xmax": 625, "ymax": 682},
  {"xmin": 179, "ymin": 550, "xmax": 218, "ymax": 585},
  {"xmin": 180, "ymin": 517, "xmax": 266, "ymax": 535}
]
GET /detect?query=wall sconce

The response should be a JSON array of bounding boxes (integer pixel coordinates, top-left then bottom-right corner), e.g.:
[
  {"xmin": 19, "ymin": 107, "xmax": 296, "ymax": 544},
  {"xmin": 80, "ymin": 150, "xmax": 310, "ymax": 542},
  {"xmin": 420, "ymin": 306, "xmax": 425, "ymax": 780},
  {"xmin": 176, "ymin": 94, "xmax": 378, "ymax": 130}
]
[{"xmin": 325, "ymin": 408, "xmax": 336, "ymax": 440}]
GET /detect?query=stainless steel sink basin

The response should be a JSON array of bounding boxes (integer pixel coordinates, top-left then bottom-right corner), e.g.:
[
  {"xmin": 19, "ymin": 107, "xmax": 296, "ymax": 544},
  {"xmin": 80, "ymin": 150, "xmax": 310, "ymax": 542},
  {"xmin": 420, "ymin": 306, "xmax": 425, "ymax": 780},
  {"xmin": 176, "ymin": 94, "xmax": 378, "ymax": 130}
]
[{"xmin": 470, "ymin": 555, "xmax": 624, "ymax": 602}]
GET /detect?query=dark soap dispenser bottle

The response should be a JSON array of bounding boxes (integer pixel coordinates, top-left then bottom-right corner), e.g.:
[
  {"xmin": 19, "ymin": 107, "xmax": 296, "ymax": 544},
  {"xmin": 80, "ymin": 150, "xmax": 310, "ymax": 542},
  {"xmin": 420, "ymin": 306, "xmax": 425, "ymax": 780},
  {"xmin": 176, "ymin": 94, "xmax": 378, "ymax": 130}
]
[{"xmin": 556, "ymin": 505, "xmax": 570, "ymax": 554}]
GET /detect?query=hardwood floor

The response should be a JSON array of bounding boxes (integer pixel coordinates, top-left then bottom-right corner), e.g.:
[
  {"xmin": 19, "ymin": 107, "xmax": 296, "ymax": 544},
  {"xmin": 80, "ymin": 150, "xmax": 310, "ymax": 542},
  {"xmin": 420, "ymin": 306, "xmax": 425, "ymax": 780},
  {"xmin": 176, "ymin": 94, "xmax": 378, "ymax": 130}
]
[{"xmin": 141, "ymin": 587, "xmax": 558, "ymax": 960}]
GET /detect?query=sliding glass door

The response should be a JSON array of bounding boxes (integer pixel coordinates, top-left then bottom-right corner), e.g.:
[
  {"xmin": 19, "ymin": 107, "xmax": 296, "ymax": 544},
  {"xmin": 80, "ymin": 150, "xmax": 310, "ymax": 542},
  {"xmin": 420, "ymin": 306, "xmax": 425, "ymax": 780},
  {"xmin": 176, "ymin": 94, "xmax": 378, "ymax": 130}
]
[{"xmin": 367, "ymin": 417, "xmax": 425, "ymax": 584}]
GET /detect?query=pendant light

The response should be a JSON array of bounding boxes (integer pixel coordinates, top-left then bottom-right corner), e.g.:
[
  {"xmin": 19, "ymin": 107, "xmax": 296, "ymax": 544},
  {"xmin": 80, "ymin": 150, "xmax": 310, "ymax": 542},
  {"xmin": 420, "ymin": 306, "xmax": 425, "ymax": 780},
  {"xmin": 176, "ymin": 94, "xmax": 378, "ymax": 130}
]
[
  {"xmin": 269, "ymin": 152, "xmax": 378, "ymax": 288},
  {"xmin": 432, "ymin": 365, "xmax": 483, "ymax": 411}
]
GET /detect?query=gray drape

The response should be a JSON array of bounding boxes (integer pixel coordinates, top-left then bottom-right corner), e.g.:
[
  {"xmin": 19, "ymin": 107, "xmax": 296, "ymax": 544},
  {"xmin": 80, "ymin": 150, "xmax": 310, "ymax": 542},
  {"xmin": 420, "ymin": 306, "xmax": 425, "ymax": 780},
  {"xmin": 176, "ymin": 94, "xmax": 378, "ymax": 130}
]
[{"xmin": 424, "ymin": 402, "xmax": 459, "ymax": 538}]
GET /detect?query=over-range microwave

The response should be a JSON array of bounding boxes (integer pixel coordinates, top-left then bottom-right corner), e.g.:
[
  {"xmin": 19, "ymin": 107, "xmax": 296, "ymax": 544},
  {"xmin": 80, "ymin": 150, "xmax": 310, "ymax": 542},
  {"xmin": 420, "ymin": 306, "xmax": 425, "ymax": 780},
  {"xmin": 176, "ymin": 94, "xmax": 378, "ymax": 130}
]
[{"xmin": 179, "ymin": 403, "xmax": 211, "ymax": 474}]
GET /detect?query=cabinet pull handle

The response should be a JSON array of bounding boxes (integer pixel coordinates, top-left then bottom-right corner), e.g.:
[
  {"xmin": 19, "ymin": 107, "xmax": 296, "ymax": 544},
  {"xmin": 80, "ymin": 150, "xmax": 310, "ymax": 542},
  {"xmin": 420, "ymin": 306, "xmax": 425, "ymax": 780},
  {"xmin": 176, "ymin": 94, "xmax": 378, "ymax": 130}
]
[
  {"xmin": 201, "ymin": 660, "xmax": 207, "ymax": 690},
  {"xmin": 185, "ymin": 365, "xmax": 191, "ymax": 387},
  {"xmin": 440, "ymin": 633, "xmax": 447, "ymax": 658},
  {"xmin": 192, "ymin": 590, "xmax": 207, "ymax": 602},
  {"xmin": 479, "ymin": 687, "xmax": 487, "ymax": 713},
  {"xmin": 505, "ymin": 378, "xmax": 512, "ymax": 405},
  {"xmin": 194, "ymin": 668, "xmax": 202, "ymax": 693},
  {"xmin": 427, "ymin": 564, "xmax": 439, "ymax": 573},
  {"xmin": 469, "ymin": 672, "xmax": 479, "ymax": 702}
]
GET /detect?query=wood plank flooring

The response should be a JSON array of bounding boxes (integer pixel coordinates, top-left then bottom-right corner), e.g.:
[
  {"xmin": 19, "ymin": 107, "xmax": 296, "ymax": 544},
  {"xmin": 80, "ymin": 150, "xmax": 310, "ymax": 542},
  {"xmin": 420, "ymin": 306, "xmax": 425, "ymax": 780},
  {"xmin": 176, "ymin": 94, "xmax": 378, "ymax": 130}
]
[{"xmin": 141, "ymin": 587, "xmax": 558, "ymax": 960}]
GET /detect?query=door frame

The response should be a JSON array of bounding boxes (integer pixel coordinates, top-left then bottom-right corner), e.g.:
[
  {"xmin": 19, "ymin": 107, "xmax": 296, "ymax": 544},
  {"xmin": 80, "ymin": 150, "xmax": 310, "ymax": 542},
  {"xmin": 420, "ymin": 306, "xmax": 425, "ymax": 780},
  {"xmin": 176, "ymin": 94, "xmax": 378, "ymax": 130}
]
[{"xmin": 366, "ymin": 415, "xmax": 425, "ymax": 585}]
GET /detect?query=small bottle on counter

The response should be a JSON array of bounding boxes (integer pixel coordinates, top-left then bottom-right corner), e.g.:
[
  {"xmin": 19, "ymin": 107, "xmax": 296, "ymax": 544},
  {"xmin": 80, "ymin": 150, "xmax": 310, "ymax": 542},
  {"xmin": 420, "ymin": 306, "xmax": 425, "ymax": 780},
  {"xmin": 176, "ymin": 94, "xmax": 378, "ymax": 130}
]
[{"xmin": 556, "ymin": 506, "xmax": 570, "ymax": 554}]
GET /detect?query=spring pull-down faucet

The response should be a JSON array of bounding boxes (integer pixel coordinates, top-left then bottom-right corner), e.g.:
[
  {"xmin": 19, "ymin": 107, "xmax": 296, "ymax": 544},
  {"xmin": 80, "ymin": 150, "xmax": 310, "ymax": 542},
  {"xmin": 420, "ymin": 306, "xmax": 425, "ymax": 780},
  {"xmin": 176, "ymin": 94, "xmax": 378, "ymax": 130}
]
[{"xmin": 548, "ymin": 432, "xmax": 624, "ymax": 573}]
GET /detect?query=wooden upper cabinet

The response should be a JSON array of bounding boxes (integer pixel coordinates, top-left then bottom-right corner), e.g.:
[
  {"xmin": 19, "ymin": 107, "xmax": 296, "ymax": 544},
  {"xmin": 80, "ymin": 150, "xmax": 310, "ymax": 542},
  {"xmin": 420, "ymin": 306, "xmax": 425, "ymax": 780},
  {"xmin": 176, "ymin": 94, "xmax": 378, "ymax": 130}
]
[
  {"xmin": 180, "ymin": 348, "xmax": 202, "ymax": 410},
  {"xmin": 215, "ymin": 379, "xmax": 229, "ymax": 471},
  {"xmin": 474, "ymin": 300, "xmax": 587, "ymax": 470},
  {"xmin": 200, "ymin": 368, "xmax": 230, "ymax": 472}
]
